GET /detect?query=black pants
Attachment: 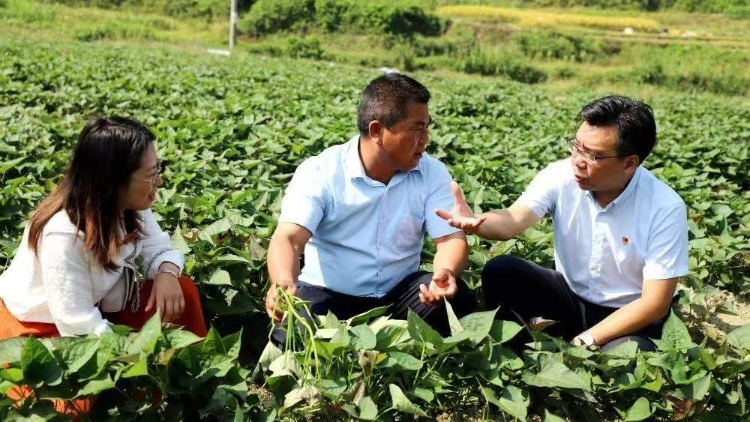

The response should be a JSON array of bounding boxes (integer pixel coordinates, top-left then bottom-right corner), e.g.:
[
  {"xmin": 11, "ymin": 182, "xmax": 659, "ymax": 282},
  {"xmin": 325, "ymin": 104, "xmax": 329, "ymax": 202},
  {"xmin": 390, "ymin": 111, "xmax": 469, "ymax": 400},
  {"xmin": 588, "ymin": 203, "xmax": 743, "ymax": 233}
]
[
  {"xmin": 482, "ymin": 256, "xmax": 669, "ymax": 351},
  {"xmin": 271, "ymin": 271, "xmax": 477, "ymax": 347}
]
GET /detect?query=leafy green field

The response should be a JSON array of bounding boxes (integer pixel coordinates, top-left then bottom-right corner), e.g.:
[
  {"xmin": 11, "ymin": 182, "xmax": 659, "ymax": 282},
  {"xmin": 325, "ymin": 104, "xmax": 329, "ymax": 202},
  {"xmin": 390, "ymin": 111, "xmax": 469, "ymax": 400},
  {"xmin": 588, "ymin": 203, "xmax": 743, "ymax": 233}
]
[{"xmin": 0, "ymin": 34, "xmax": 749, "ymax": 420}]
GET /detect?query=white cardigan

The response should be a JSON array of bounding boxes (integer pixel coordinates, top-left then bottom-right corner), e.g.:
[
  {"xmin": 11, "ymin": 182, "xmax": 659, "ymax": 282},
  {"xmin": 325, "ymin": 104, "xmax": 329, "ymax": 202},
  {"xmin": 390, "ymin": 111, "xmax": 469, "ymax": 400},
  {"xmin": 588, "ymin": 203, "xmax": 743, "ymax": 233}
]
[{"xmin": 0, "ymin": 209, "xmax": 184, "ymax": 336}]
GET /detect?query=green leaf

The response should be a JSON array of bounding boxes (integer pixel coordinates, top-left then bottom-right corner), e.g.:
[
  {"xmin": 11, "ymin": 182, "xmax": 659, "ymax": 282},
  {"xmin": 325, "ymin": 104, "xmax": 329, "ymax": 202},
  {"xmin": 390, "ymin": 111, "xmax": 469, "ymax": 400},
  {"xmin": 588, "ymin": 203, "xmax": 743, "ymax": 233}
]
[
  {"xmin": 358, "ymin": 396, "xmax": 378, "ymax": 420},
  {"xmin": 163, "ymin": 329, "xmax": 203, "ymax": 349},
  {"xmin": 521, "ymin": 357, "xmax": 591, "ymax": 391},
  {"xmin": 122, "ymin": 355, "xmax": 149, "ymax": 378},
  {"xmin": 407, "ymin": 310, "xmax": 443, "ymax": 347},
  {"xmin": 389, "ymin": 384, "xmax": 426, "ymax": 416},
  {"xmin": 207, "ymin": 269, "xmax": 233, "ymax": 286},
  {"xmin": 0, "ymin": 337, "xmax": 26, "ymax": 365},
  {"xmin": 489, "ymin": 319, "xmax": 524, "ymax": 344},
  {"xmin": 658, "ymin": 311, "xmax": 693, "ymax": 352},
  {"xmin": 0, "ymin": 368, "xmax": 23, "ymax": 383},
  {"xmin": 727, "ymin": 324, "xmax": 750, "ymax": 351},
  {"xmin": 604, "ymin": 340, "xmax": 639, "ymax": 359},
  {"xmin": 623, "ymin": 397, "xmax": 652, "ymax": 421},
  {"xmin": 384, "ymin": 351, "xmax": 423, "ymax": 371},
  {"xmin": 57, "ymin": 338, "xmax": 100, "ymax": 375},
  {"xmin": 76, "ymin": 373, "xmax": 116, "ymax": 397},
  {"xmin": 348, "ymin": 306, "xmax": 388, "ymax": 326},
  {"xmin": 127, "ymin": 313, "xmax": 162, "ymax": 354},
  {"xmin": 21, "ymin": 336, "xmax": 63, "ymax": 387},
  {"xmin": 349, "ymin": 324, "xmax": 377, "ymax": 350},
  {"xmin": 457, "ymin": 309, "xmax": 497, "ymax": 343},
  {"xmin": 482, "ymin": 386, "xmax": 528, "ymax": 420}
]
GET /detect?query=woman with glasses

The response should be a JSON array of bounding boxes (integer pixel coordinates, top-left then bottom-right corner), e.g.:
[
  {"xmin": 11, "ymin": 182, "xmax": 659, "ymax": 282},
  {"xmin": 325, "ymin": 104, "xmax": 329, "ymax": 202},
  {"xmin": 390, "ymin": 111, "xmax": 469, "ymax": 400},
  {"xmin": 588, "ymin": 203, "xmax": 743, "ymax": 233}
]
[{"xmin": 0, "ymin": 116, "xmax": 207, "ymax": 340}]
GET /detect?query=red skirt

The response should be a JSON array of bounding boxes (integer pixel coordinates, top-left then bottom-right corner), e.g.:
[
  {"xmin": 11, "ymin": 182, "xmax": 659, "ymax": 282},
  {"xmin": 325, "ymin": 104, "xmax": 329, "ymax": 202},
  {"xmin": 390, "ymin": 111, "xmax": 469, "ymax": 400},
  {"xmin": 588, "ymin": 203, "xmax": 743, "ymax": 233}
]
[{"xmin": 0, "ymin": 276, "xmax": 208, "ymax": 417}]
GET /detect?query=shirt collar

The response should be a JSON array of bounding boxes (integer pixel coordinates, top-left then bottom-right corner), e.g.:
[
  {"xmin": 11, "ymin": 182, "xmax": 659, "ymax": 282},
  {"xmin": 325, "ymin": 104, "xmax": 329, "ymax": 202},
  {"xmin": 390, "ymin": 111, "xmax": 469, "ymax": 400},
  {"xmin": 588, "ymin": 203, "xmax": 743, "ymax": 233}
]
[
  {"xmin": 585, "ymin": 165, "xmax": 643, "ymax": 211},
  {"xmin": 344, "ymin": 136, "xmax": 367, "ymax": 180},
  {"xmin": 343, "ymin": 136, "xmax": 423, "ymax": 181}
]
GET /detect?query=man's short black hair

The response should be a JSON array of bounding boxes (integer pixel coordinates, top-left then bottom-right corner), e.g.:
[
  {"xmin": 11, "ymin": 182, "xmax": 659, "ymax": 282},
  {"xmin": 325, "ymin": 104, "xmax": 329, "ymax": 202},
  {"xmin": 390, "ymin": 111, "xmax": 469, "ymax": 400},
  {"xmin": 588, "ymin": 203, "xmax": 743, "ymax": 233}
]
[
  {"xmin": 357, "ymin": 73, "xmax": 431, "ymax": 138},
  {"xmin": 578, "ymin": 95, "xmax": 657, "ymax": 164}
]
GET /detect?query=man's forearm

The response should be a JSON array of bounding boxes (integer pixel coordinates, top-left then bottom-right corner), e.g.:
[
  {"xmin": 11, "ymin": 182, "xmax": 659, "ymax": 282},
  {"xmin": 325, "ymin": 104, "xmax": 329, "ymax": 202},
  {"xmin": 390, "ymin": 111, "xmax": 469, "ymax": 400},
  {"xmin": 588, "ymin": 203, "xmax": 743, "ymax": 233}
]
[
  {"xmin": 432, "ymin": 234, "xmax": 468, "ymax": 274},
  {"xmin": 586, "ymin": 298, "xmax": 669, "ymax": 345},
  {"xmin": 267, "ymin": 235, "xmax": 302, "ymax": 288}
]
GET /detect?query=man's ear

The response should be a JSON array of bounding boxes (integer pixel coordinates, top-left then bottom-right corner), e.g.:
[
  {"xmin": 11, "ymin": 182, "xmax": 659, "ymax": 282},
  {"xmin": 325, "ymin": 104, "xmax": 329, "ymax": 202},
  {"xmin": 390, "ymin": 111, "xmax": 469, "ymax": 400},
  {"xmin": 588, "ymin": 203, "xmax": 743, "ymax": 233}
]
[
  {"xmin": 624, "ymin": 154, "xmax": 640, "ymax": 173},
  {"xmin": 368, "ymin": 120, "xmax": 383, "ymax": 144}
]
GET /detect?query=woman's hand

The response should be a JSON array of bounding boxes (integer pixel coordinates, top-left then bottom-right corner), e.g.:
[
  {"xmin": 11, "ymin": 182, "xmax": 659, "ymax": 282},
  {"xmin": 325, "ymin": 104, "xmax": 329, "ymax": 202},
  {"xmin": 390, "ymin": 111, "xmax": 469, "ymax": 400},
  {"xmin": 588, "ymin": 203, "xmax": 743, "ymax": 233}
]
[{"xmin": 146, "ymin": 266, "xmax": 184, "ymax": 323}]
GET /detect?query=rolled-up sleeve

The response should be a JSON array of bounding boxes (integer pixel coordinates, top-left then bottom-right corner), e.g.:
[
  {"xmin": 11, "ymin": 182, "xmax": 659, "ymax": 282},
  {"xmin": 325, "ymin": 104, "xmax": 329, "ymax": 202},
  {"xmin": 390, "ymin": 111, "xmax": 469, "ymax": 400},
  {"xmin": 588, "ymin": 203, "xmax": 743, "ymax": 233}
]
[
  {"xmin": 278, "ymin": 158, "xmax": 328, "ymax": 235},
  {"xmin": 424, "ymin": 160, "xmax": 462, "ymax": 239},
  {"xmin": 643, "ymin": 202, "xmax": 690, "ymax": 280},
  {"xmin": 139, "ymin": 209, "xmax": 184, "ymax": 279},
  {"xmin": 39, "ymin": 232, "xmax": 111, "ymax": 336},
  {"xmin": 517, "ymin": 163, "xmax": 559, "ymax": 218}
]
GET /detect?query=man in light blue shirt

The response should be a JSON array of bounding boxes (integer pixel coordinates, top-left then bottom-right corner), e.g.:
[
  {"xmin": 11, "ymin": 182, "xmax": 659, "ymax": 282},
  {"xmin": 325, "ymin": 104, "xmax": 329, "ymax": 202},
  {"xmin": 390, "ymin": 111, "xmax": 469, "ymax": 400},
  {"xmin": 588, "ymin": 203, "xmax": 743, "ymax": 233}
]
[
  {"xmin": 265, "ymin": 73, "xmax": 475, "ymax": 343},
  {"xmin": 437, "ymin": 96, "xmax": 689, "ymax": 351}
]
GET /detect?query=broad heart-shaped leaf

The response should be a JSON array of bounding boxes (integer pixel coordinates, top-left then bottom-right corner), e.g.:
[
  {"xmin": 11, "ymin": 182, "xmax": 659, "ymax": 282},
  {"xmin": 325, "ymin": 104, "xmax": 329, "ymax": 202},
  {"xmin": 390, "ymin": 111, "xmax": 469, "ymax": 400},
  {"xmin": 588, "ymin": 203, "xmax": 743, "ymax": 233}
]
[
  {"xmin": 222, "ymin": 329, "xmax": 242, "ymax": 359},
  {"xmin": 604, "ymin": 340, "xmax": 639, "ymax": 359},
  {"xmin": 127, "ymin": 313, "xmax": 162, "ymax": 354},
  {"xmin": 56, "ymin": 338, "xmax": 100, "ymax": 375},
  {"xmin": 358, "ymin": 396, "xmax": 378, "ymax": 420},
  {"xmin": 521, "ymin": 356, "xmax": 591, "ymax": 392},
  {"xmin": 201, "ymin": 327, "xmax": 226, "ymax": 355},
  {"xmin": 348, "ymin": 306, "xmax": 388, "ymax": 326},
  {"xmin": 407, "ymin": 310, "xmax": 443, "ymax": 348},
  {"xmin": 727, "ymin": 324, "xmax": 750, "ymax": 351},
  {"xmin": 623, "ymin": 397, "xmax": 652, "ymax": 421},
  {"xmin": 489, "ymin": 319, "xmax": 524, "ymax": 344},
  {"xmin": 658, "ymin": 311, "xmax": 693, "ymax": 352},
  {"xmin": 122, "ymin": 354, "xmax": 149, "ymax": 378},
  {"xmin": 457, "ymin": 309, "xmax": 498, "ymax": 344},
  {"xmin": 482, "ymin": 386, "xmax": 528, "ymax": 421},
  {"xmin": 207, "ymin": 269, "xmax": 233, "ymax": 286},
  {"xmin": 678, "ymin": 374, "xmax": 712, "ymax": 401},
  {"xmin": 21, "ymin": 336, "xmax": 63, "ymax": 387},
  {"xmin": 389, "ymin": 384, "xmax": 427, "ymax": 416},
  {"xmin": 445, "ymin": 300, "xmax": 463, "ymax": 336},
  {"xmin": 163, "ymin": 329, "xmax": 203, "ymax": 349},
  {"xmin": 349, "ymin": 324, "xmax": 377, "ymax": 350},
  {"xmin": 76, "ymin": 373, "xmax": 116, "ymax": 397},
  {"xmin": 0, "ymin": 337, "xmax": 26, "ymax": 365},
  {"xmin": 384, "ymin": 351, "xmax": 423, "ymax": 371}
]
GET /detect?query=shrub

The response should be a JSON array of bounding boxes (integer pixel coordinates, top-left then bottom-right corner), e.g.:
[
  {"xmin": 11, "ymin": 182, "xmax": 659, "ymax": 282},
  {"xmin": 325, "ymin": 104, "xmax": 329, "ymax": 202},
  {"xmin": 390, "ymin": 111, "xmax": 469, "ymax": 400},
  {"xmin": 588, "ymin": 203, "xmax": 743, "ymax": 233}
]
[
  {"xmin": 285, "ymin": 35, "xmax": 325, "ymax": 60},
  {"xmin": 238, "ymin": 0, "xmax": 314, "ymax": 37},
  {"xmin": 242, "ymin": 0, "xmax": 446, "ymax": 37},
  {"xmin": 516, "ymin": 30, "xmax": 601, "ymax": 62},
  {"xmin": 456, "ymin": 47, "xmax": 547, "ymax": 84}
]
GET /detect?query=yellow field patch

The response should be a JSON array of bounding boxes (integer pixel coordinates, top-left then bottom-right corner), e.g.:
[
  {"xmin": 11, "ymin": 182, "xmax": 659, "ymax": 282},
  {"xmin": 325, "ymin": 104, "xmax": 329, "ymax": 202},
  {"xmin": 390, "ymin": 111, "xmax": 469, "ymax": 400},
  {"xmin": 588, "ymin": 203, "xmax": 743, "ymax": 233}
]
[{"xmin": 437, "ymin": 5, "xmax": 660, "ymax": 32}]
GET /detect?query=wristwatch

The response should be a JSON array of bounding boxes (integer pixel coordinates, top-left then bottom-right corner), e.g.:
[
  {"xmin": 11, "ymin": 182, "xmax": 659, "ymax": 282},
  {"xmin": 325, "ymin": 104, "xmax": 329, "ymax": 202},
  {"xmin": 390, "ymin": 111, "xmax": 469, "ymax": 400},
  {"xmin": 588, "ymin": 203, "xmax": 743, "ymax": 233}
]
[{"xmin": 576, "ymin": 331, "xmax": 596, "ymax": 347}]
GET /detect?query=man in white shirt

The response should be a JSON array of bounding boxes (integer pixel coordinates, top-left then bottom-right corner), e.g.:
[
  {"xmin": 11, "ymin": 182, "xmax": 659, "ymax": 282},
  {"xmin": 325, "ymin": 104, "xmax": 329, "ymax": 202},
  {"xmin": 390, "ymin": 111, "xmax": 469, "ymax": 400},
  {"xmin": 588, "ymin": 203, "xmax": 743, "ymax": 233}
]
[
  {"xmin": 265, "ymin": 73, "xmax": 476, "ymax": 345},
  {"xmin": 437, "ymin": 95, "xmax": 689, "ymax": 351}
]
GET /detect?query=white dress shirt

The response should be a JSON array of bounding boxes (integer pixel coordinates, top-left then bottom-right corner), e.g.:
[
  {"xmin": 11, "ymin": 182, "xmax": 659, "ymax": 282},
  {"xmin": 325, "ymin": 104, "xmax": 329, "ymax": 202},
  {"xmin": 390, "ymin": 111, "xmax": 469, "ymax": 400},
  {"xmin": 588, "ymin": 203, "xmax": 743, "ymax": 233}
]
[
  {"xmin": 0, "ymin": 209, "xmax": 183, "ymax": 336},
  {"xmin": 518, "ymin": 159, "xmax": 689, "ymax": 307},
  {"xmin": 279, "ymin": 136, "xmax": 460, "ymax": 297}
]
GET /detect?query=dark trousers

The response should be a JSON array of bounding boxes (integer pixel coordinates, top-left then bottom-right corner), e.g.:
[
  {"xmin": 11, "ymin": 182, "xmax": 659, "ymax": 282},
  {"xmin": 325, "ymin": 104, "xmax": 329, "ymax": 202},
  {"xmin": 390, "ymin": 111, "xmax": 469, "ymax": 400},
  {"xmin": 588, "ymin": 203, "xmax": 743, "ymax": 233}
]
[
  {"xmin": 271, "ymin": 271, "xmax": 477, "ymax": 347},
  {"xmin": 482, "ymin": 255, "xmax": 670, "ymax": 351}
]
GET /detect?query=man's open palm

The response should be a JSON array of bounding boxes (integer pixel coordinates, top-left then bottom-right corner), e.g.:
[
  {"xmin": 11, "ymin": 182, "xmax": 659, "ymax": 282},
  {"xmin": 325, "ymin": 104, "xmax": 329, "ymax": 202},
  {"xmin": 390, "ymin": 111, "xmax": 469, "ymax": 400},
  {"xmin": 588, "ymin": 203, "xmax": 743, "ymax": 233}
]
[{"xmin": 435, "ymin": 181, "xmax": 486, "ymax": 234}]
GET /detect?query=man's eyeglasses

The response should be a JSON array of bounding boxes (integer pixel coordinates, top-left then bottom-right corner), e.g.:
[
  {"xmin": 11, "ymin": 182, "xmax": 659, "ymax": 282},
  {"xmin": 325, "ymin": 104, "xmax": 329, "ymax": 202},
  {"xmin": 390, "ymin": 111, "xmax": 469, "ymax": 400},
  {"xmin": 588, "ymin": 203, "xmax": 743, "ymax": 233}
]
[
  {"xmin": 132, "ymin": 160, "xmax": 163, "ymax": 185},
  {"xmin": 566, "ymin": 139, "xmax": 623, "ymax": 164}
]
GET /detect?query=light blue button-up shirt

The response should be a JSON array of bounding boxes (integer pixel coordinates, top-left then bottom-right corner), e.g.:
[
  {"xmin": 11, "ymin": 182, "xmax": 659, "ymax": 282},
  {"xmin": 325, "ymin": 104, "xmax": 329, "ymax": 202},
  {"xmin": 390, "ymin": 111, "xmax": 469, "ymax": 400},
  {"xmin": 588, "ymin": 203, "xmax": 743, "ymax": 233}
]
[
  {"xmin": 278, "ymin": 136, "xmax": 459, "ymax": 297},
  {"xmin": 518, "ymin": 159, "xmax": 689, "ymax": 307}
]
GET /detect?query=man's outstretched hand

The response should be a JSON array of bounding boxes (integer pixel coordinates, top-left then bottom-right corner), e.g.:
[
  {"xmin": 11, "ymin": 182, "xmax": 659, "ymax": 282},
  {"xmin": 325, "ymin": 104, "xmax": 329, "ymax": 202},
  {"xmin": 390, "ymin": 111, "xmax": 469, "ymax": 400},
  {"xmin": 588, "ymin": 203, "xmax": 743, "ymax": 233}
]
[{"xmin": 435, "ymin": 181, "xmax": 486, "ymax": 235}]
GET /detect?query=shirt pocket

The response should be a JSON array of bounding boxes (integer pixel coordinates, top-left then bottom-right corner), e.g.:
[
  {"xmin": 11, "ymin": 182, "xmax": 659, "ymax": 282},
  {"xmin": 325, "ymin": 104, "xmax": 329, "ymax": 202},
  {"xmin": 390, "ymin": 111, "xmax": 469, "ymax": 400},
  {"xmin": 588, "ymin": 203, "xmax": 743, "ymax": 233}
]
[{"xmin": 394, "ymin": 212, "xmax": 425, "ymax": 251}]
